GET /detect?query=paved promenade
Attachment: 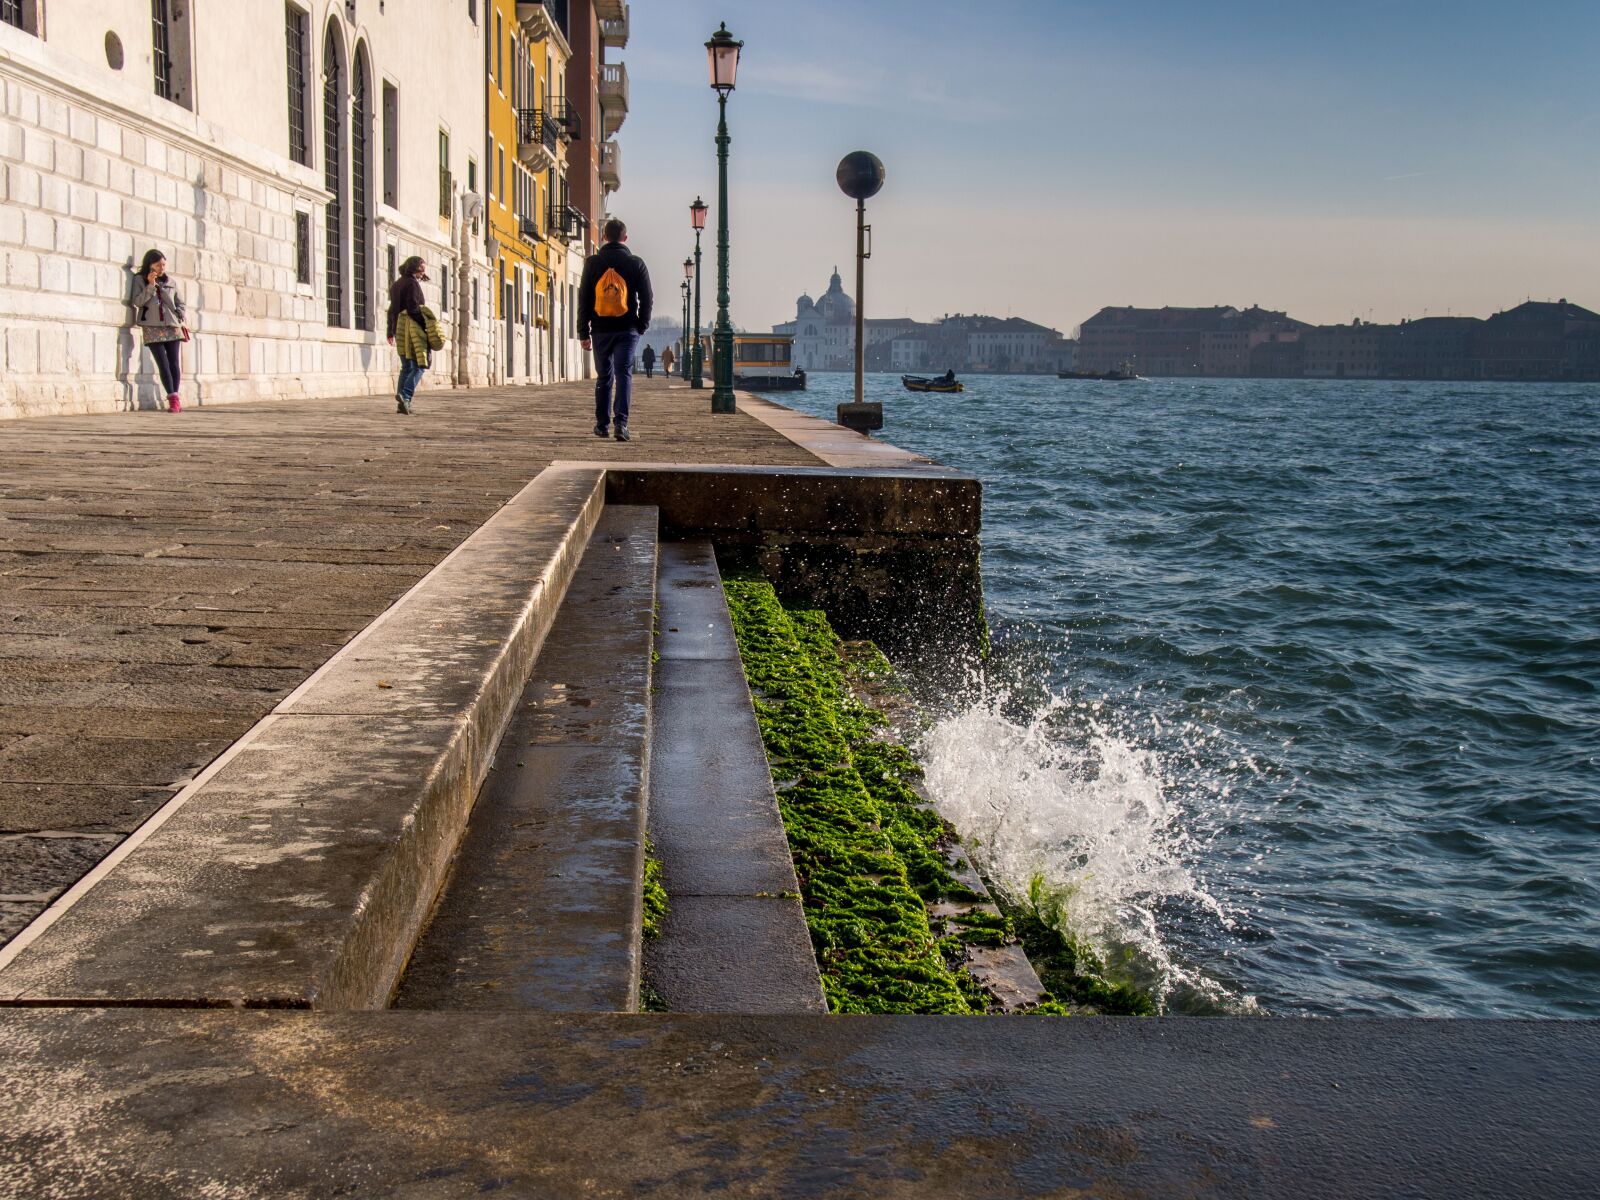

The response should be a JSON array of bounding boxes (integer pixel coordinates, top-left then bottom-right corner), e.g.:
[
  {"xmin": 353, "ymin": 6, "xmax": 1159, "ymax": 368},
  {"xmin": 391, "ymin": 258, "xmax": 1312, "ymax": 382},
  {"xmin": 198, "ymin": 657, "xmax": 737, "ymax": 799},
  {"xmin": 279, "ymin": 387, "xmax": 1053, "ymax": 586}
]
[{"xmin": 0, "ymin": 380, "xmax": 819, "ymax": 941}]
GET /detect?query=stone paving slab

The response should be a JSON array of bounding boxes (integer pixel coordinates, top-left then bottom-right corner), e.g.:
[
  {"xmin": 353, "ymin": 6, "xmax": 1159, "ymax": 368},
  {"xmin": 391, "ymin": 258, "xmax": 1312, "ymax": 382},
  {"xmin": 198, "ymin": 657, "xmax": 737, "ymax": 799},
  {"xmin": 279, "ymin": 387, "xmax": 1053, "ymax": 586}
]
[
  {"xmin": 0, "ymin": 381, "xmax": 818, "ymax": 942},
  {"xmin": 0, "ymin": 1009, "xmax": 1595, "ymax": 1199}
]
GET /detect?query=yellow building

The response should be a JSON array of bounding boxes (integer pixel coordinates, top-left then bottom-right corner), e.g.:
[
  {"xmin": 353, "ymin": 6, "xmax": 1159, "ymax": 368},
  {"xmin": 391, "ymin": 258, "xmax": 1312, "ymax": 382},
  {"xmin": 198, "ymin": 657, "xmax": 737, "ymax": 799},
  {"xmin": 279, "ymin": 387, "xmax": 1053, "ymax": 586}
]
[{"xmin": 487, "ymin": 0, "xmax": 579, "ymax": 384}]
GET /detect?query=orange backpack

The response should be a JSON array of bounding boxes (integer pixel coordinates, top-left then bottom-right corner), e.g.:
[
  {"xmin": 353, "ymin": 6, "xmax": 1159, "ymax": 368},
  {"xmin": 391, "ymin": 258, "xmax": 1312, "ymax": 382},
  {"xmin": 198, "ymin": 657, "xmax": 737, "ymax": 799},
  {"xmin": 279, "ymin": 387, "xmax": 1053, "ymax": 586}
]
[{"xmin": 594, "ymin": 267, "xmax": 629, "ymax": 318}]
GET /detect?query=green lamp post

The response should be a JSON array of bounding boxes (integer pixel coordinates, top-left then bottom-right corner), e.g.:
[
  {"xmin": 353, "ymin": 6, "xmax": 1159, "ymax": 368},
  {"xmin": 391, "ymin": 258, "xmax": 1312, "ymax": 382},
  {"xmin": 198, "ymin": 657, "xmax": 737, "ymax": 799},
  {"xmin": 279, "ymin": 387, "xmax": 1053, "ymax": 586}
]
[
  {"xmin": 681, "ymin": 259, "xmax": 694, "ymax": 378},
  {"xmin": 689, "ymin": 196, "xmax": 708, "ymax": 388},
  {"xmin": 681, "ymin": 276, "xmax": 694, "ymax": 380},
  {"xmin": 706, "ymin": 22, "xmax": 742, "ymax": 414}
]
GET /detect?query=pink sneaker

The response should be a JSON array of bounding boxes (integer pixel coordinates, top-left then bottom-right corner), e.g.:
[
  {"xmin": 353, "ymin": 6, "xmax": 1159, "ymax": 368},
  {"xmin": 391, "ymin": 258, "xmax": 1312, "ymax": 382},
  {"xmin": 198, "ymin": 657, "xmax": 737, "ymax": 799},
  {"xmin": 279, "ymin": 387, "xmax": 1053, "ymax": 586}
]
[{"xmin": 168, "ymin": 393, "xmax": 181, "ymax": 413}]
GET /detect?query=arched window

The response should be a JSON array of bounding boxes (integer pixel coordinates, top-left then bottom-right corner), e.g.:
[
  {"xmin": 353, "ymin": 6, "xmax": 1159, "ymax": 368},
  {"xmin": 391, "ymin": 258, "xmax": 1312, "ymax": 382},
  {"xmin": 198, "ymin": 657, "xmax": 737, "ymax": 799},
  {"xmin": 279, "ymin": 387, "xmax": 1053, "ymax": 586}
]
[
  {"xmin": 351, "ymin": 43, "xmax": 372, "ymax": 331},
  {"xmin": 323, "ymin": 26, "xmax": 345, "ymax": 327}
]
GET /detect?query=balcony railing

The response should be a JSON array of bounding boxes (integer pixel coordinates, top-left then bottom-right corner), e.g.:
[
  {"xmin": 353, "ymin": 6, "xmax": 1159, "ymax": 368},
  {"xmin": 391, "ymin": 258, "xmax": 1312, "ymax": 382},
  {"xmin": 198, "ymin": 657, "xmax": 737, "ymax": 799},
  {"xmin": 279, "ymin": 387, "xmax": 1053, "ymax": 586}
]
[
  {"xmin": 519, "ymin": 215, "xmax": 542, "ymax": 243},
  {"xmin": 599, "ymin": 140, "xmax": 621, "ymax": 189},
  {"xmin": 599, "ymin": 62, "xmax": 628, "ymax": 138},
  {"xmin": 546, "ymin": 201, "xmax": 587, "ymax": 243},
  {"xmin": 599, "ymin": 2, "xmax": 628, "ymax": 48},
  {"xmin": 516, "ymin": 108, "xmax": 558, "ymax": 168},
  {"xmin": 549, "ymin": 97, "xmax": 581, "ymax": 142}
]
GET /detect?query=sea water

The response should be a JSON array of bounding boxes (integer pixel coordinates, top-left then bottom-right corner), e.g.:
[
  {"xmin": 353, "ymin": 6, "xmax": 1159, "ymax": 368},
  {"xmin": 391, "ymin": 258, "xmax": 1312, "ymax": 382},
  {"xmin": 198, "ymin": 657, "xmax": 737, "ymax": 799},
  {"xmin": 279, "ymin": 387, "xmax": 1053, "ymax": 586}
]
[{"xmin": 780, "ymin": 373, "xmax": 1600, "ymax": 1017}]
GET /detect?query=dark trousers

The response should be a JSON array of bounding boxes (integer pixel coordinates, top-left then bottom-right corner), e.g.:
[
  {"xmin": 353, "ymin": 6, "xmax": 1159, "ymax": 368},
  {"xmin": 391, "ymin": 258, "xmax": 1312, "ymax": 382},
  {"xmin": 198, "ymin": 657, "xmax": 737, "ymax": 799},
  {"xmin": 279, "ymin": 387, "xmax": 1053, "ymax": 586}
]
[
  {"xmin": 148, "ymin": 339, "xmax": 182, "ymax": 395},
  {"xmin": 644, "ymin": 361, "xmax": 654, "ymax": 378},
  {"xmin": 593, "ymin": 329, "xmax": 640, "ymax": 430}
]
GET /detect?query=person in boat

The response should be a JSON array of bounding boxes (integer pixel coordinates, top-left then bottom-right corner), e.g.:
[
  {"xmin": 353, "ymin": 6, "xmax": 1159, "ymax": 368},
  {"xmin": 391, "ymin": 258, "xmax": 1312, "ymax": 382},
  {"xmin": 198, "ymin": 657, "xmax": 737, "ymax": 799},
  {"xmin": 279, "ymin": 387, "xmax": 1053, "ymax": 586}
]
[{"xmin": 942, "ymin": 368, "xmax": 956, "ymax": 383}]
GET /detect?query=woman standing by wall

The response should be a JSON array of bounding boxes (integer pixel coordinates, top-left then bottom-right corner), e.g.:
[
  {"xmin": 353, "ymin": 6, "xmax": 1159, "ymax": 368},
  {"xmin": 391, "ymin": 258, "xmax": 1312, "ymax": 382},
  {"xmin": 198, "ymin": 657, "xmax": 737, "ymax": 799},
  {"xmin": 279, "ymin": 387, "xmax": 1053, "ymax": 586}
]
[{"xmin": 130, "ymin": 249, "xmax": 189, "ymax": 412}]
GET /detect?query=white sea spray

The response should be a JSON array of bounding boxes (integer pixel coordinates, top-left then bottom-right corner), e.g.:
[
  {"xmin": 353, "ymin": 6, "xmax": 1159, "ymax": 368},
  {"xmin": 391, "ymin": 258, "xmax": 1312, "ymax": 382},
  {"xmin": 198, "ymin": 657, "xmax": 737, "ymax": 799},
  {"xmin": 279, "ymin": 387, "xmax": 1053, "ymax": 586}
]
[{"xmin": 919, "ymin": 687, "xmax": 1260, "ymax": 1013}]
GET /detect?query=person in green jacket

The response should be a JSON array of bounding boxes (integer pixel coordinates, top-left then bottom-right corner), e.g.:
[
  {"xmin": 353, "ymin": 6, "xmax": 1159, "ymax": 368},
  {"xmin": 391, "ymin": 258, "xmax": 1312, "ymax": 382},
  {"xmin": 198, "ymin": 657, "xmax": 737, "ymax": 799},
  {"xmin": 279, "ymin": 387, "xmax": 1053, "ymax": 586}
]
[{"xmin": 386, "ymin": 257, "xmax": 438, "ymax": 415}]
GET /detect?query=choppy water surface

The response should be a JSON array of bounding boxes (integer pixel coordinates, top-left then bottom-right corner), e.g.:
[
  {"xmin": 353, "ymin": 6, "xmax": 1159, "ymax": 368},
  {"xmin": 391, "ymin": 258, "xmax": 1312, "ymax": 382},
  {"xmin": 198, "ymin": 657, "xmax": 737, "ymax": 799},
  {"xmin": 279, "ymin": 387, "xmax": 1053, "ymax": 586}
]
[{"xmin": 783, "ymin": 374, "xmax": 1600, "ymax": 1017}]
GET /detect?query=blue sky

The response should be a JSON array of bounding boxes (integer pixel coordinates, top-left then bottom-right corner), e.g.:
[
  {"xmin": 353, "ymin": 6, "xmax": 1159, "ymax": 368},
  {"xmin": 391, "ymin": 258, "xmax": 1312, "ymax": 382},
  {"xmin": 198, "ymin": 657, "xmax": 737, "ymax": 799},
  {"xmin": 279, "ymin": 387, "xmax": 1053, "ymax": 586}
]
[{"xmin": 617, "ymin": 1, "xmax": 1599, "ymax": 332}]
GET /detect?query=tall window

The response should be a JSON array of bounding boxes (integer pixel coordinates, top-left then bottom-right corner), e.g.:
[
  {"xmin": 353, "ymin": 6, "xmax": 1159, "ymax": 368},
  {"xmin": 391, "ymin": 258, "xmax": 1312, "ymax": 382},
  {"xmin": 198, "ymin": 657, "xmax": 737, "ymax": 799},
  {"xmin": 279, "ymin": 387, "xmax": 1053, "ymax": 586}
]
[
  {"xmin": 438, "ymin": 129, "xmax": 451, "ymax": 218},
  {"xmin": 286, "ymin": 6, "xmax": 310, "ymax": 165},
  {"xmin": 152, "ymin": 0, "xmax": 174, "ymax": 99},
  {"xmin": 2, "ymin": 0, "xmax": 39, "ymax": 34},
  {"xmin": 494, "ymin": 13, "xmax": 502, "ymax": 85},
  {"xmin": 381, "ymin": 82, "xmax": 398, "ymax": 206},
  {"xmin": 323, "ymin": 29, "xmax": 344, "ymax": 327},
  {"xmin": 352, "ymin": 47, "xmax": 372, "ymax": 330},
  {"xmin": 497, "ymin": 146, "xmax": 505, "ymax": 209}
]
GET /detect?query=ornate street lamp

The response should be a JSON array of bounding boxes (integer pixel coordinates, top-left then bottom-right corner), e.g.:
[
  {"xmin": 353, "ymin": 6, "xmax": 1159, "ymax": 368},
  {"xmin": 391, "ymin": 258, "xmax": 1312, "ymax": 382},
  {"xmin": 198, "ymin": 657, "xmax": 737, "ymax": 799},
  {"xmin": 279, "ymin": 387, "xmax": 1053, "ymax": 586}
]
[
  {"xmin": 689, "ymin": 196, "xmax": 708, "ymax": 389},
  {"xmin": 836, "ymin": 150, "xmax": 886, "ymax": 433},
  {"xmin": 706, "ymin": 22, "xmax": 742, "ymax": 414},
  {"xmin": 682, "ymin": 258, "xmax": 695, "ymax": 379},
  {"xmin": 681, "ymin": 277, "xmax": 692, "ymax": 379}
]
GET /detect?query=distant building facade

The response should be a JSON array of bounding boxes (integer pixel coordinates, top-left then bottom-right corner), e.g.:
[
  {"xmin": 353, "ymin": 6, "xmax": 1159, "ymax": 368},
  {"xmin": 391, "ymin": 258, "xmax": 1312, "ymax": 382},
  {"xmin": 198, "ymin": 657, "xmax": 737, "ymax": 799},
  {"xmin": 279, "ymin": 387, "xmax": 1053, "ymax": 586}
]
[{"xmin": 773, "ymin": 275, "xmax": 1068, "ymax": 374}]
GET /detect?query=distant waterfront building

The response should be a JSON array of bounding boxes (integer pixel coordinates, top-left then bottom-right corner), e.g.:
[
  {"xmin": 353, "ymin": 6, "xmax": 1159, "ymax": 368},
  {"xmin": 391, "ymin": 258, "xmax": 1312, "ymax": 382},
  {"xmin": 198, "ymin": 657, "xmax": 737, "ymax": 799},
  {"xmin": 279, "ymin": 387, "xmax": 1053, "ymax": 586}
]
[
  {"xmin": 1073, "ymin": 299, "xmax": 1598, "ymax": 382},
  {"xmin": 1474, "ymin": 300, "xmax": 1600, "ymax": 381},
  {"xmin": 1384, "ymin": 317, "xmax": 1483, "ymax": 380},
  {"xmin": 773, "ymin": 276, "xmax": 1067, "ymax": 374}
]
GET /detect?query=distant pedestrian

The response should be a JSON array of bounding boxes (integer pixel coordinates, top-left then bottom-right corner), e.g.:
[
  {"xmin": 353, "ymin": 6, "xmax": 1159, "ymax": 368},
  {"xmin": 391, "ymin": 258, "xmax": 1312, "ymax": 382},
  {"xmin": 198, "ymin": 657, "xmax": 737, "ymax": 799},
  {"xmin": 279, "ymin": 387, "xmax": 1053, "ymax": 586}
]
[
  {"xmin": 130, "ymin": 249, "xmax": 188, "ymax": 412},
  {"xmin": 578, "ymin": 218, "xmax": 653, "ymax": 442},
  {"xmin": 660, "ymin": 345, "xmax": 675, "ymax": 378},
  {"xmin": 642, "ymin": 344, "xmax": 656, "ymax": 378},
  {"xmin": 386, "ymin": 257, "xmax": 443, "ymax": 415}
]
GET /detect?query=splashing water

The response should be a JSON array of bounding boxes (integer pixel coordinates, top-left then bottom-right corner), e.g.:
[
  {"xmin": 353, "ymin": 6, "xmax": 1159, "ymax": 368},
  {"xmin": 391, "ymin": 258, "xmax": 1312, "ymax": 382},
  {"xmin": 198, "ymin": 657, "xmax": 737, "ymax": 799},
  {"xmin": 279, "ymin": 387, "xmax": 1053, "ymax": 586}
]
[{"xmin": 920, "ymin": 688, "xmax": 1261, "ymax": 1014}]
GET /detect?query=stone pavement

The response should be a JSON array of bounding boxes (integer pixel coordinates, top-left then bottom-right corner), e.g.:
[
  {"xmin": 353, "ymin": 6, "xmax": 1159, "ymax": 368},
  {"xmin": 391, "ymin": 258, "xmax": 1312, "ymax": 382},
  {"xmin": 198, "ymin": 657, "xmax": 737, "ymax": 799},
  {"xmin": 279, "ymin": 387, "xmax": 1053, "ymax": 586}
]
[{"xmin": 0, "ymin": 380, "xmax": 819, "ymax": 942}]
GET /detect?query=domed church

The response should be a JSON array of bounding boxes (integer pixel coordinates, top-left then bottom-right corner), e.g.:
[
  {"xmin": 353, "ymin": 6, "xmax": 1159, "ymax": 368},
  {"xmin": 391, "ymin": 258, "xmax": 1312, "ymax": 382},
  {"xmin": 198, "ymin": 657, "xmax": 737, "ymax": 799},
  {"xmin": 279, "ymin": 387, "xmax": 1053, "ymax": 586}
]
[{"xmin": 773, "ymin": 269, "xmax": 856, "ymax": 370}]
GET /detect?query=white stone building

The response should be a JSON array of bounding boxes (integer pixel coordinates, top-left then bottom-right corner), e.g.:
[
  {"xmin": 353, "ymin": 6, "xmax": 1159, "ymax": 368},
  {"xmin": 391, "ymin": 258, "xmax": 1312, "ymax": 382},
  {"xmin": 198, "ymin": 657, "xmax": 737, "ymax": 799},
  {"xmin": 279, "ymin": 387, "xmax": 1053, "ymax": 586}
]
[
  {"xmin": 773, "ymin": 268, "xmax": 854, "ymax": 371},
  {"xmin": 0, "ymin": 0, "xmax": 494, "ymax": 419}
]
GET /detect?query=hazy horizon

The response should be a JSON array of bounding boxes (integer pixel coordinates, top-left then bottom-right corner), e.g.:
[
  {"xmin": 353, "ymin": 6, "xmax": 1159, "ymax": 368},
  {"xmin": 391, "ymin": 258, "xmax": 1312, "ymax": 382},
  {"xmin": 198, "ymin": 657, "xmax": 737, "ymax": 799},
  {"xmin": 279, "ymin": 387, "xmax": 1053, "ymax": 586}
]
[{"xmin": 615, "ymin": 0, "xmax": 1599, "ymax": 335}]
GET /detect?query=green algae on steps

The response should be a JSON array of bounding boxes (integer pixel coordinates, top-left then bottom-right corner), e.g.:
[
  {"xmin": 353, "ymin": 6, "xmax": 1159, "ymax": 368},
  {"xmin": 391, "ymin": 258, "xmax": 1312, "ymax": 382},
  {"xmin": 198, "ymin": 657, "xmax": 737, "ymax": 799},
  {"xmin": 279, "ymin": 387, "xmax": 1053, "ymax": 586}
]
[
  {"xmin": 642, "ymin": 841, "xmax": 668, "ymax": 943},
  {"xmin": 725, "ymin": 575, "xmax": 1050, "ymax": 1015}
]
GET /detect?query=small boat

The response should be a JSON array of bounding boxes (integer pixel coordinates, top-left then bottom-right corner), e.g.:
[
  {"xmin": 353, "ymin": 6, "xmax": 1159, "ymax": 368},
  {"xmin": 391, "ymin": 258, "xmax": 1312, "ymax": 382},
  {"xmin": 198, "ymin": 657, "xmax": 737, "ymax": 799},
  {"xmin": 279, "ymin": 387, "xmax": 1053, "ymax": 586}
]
[{"xmin": 902, "ymin": 374, "xmax": 964, "ymax": 393}]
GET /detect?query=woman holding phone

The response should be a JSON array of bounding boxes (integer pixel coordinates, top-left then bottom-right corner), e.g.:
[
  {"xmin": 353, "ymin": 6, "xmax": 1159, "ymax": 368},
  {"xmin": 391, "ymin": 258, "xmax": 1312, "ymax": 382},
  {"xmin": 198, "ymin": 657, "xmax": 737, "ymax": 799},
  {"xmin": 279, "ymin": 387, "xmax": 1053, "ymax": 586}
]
[{"xmin": 130, "ymin": 248, "xmax": 189, "ymax": 412}]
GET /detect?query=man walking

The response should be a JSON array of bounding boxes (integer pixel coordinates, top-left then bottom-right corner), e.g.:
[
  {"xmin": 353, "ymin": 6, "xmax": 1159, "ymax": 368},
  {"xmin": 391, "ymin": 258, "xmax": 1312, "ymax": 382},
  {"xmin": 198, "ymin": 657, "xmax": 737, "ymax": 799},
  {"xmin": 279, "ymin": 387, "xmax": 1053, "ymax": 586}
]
[
  {"xmin": 578, "ymin": 218, "xmax": 653, "ymax": 442},
  {"xmin": 642, "ymin": 344, "xmax": 656, "ymax": 378}
]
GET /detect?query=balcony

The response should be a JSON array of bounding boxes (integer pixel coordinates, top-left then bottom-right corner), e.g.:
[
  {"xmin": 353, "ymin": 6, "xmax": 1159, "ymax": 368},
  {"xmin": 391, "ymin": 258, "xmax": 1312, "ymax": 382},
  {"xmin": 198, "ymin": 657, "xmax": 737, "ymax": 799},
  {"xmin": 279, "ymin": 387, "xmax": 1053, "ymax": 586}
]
[
  {"xmin": 519, "ymin": 215, "xmax": 542, "ymax": 244},
  {"xmin": 515, "ymin": 1, "xmax": 553, "ymax": 41},
  {"xmin": 598, "ymin": 62, "xmax": 628, "ymax": 139},
  {"xmin": 593, "ymin": 0, "xmax": 625, "ymax": 20},
  {"xmin": 516, "ymin": 108, "xmax": 558, "ymax": 172},
  {"xmin": 599, "ymin": 2, "xmax": 628, "ymax": 48},
  {"xmin": 549, "ymin": 97, "xmax": 581, "ymax": 143},
  {"xmin": 546, "ymin": 201, "xmax": 588, "ymax": 244},
  {"xmin": 599, "ymin": 140, "xmax": 620, "ymax": 191}
]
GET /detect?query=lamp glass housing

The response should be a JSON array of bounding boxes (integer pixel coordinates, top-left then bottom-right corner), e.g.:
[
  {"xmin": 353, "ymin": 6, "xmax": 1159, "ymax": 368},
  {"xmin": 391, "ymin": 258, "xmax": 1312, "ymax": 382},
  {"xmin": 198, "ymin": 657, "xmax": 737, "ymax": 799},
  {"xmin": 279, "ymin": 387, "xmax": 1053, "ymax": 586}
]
[
  {"xmin": 706, "ymin": 25, "xmax": 741, "ymax": 92},
  {"xmin": 684, "ymin": 257, "xmax": 695, "ymax": 279},
  {"xmin": 690, "ymin": 198, "xmax": 708, "ymax": 231}
]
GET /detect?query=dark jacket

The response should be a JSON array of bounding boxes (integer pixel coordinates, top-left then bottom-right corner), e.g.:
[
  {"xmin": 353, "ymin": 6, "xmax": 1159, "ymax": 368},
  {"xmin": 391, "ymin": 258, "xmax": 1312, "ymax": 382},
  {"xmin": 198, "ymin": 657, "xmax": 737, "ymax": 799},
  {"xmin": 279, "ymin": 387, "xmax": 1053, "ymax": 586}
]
[
  {"xmin": 386, "ymin": 275, "xmax": 426, "ymax": 340},
  {"xmin": 577, "ymin": 242, "xmax": 652, "ymax": 340}
]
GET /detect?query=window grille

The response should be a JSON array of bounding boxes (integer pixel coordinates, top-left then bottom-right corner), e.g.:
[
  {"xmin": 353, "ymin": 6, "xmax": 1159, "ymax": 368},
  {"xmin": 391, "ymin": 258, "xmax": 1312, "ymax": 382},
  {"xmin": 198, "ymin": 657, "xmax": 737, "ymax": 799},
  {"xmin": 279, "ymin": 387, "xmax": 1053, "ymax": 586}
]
[
  {"xmin": 2, "ymin": 0, "xmax": 27, "ymax": 31},
  {"xmin": 152, "ymin": 0, "xmax": 174, "ymax": 100},
  {"xmin": 295, "ymin": 212, "xmax": 311, "ymax": 284},
  {"xmin": 352, "ymin": 53, "xmax": 371, "ymax": 330},
  {"xmin": 324, "ymin": 32, "xmax": 344, "ymax": 327},
  {"xmin": 286, "ymin": 7, "xmax": 309, "ymax": 165}
]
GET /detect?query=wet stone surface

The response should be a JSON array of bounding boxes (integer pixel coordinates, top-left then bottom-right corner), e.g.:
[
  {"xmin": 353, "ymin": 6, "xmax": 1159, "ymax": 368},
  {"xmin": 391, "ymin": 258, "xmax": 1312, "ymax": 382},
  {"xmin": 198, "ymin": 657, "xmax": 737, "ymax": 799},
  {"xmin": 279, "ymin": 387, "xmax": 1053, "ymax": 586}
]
[{"xmin": 0, "ymin": 382, "xmax": 819, "ymax": 942}]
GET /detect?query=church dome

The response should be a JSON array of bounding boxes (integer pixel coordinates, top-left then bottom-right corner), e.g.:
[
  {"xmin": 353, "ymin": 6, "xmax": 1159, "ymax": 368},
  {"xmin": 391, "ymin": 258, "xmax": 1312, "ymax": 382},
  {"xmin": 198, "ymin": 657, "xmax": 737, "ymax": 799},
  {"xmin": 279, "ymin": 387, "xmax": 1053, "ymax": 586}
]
[{"xmin": 796, "ymin": 293, "xmax": 815, "ymax": 314}]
